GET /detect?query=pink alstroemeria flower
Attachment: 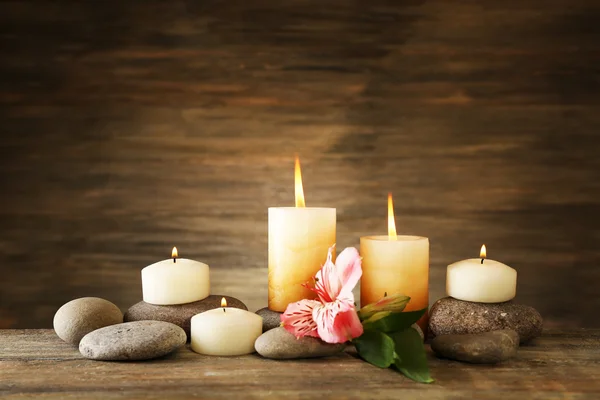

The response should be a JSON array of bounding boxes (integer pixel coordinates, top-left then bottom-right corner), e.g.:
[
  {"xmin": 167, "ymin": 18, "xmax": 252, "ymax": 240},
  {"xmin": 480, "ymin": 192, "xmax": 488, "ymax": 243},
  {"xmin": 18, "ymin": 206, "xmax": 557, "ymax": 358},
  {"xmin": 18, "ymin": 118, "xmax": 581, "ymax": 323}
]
[{"xmin": 281, "ymin": 246, "xmax": 364, "ymax": 344}]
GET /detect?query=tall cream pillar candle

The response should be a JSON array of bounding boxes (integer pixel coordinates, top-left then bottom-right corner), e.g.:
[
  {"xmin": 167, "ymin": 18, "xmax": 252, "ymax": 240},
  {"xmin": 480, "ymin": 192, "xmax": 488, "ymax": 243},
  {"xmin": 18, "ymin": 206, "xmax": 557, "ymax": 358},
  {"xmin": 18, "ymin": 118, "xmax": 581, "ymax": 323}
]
[
  {"xmin": 268, "ymin": 157, "xmax": 336, "ymax": 312},
  {"xmin": 360, "ymin": 194, "xmax": 429, "ymax": 331}
]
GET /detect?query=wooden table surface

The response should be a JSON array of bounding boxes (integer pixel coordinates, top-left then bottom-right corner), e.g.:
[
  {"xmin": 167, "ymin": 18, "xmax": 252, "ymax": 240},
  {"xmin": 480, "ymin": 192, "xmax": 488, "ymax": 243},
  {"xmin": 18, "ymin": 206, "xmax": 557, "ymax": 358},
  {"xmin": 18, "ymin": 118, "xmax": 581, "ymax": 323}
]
[{"xmin": 1, "ymin": 329, "xmax": 598, "ymax": 399}]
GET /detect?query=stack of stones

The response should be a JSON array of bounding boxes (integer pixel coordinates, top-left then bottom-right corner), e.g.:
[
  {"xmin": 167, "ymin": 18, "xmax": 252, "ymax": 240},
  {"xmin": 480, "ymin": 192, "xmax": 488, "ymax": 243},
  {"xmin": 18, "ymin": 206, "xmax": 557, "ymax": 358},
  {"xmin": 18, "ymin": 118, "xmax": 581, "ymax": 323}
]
[
  {"xmin": 54, "ymin": 293, "xmax": 249, "ymax": 361},
  {"xmin": 53, "ymin": 297, "xmax": 187, "ymax": 361},
  {"xmin": 53, "ymin": 297, "xmax": 345, "ymax": 361},
  {"xmin": 428, "ymin": 298, "xmax": 543, "ymax": 364}
]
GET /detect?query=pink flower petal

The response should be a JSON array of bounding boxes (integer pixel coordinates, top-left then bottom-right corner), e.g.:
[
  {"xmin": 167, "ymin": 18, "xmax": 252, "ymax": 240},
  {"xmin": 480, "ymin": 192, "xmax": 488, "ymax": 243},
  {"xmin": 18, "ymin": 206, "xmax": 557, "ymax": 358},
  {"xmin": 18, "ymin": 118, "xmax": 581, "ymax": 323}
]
[
  {"xmin": 335, "ymin": 247, "xmax": 362, "ymax": 295},
  {"xmin": 313, "ymin": 300, "xmax": 363, "ymax": 344},
  {"xmin": 332, "ymin": 308, "xmax": 363, "ymax": 341},
  {"xmin": 280, "ymin": 299, "xmax": 320, "ymax": 338},
  {"xmin": 313, "ymin": 246, "xmax": 340, "ymax": 303},
  {"xmin": 288, "ymin": 246, "xmax": 363, "ymax": 344}
]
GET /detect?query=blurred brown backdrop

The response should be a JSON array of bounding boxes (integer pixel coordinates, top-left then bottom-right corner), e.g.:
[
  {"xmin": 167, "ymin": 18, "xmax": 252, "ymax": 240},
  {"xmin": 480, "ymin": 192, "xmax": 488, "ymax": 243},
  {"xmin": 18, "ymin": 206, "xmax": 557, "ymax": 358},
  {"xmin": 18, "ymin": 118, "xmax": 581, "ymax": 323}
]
[{"xmin": 1, "ymin": 0, "xmax": 599, "ymax": 329}]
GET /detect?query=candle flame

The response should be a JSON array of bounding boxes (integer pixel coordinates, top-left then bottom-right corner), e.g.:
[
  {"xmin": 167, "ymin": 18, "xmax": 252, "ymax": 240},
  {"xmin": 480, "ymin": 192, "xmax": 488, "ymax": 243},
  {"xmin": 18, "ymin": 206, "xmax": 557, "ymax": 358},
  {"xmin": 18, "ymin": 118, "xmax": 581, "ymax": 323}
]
[
  {"xmin": 388, "ymin": 193, "xmax": 397, "ymax": 241},
  {"xmin": 171, "ymin": 246, "xmax": 178, "ymax": 259},
  {"xmin": 221, "ymin": 297, "xmax": 227, "ymax": 307},
  {"xmin": 294, "ymin": 156, "xmax": 306, "ymax": 208},
  {"xmin": 480, "ymin": 244, "xmax": 487, "ymax": 259}
]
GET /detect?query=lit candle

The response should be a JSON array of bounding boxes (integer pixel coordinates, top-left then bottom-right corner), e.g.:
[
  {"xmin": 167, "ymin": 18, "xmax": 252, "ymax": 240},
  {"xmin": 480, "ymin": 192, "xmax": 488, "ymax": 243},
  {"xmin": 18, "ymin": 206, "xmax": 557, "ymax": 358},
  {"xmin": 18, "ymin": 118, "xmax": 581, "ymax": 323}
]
[
  {"xmin": 268, "ymin": 156, "xmax": 336, "ymax": 312},
  {"xmin": 446, "ymin": 245, "xmax": 517, "ymax": 303},
  {"xmin": 360, "ymin": 193, "xmax": 430, "ymax": 330},
  {"xmin": 190, "ymin": 298, "xmax": 263, "ymax": 356},
  {"xmin": 141, "ymin": 247, "xmax": 210, "ymax": 305}
]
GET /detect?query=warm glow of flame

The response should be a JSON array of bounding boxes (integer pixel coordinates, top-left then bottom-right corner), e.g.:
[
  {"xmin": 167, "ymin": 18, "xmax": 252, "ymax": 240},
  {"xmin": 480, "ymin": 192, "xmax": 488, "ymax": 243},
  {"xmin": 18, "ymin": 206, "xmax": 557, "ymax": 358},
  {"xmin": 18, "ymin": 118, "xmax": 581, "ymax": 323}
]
[
  {"xmin": 387, "ymin": 193, "xmax": 397, "ymax": 241},
  {"xmin": 294, "ymin": 156, "xmax": 306, "ymax": 208},
  {"xmin": 221, "ymin": 297, "xmax": 227, "ymax": 307},
  {"xmin": 171, "ymin": 246, "xmax": 178, "ymax": 259},
  {"xmin": 480, "ymin": 244, "xmax": 487, "ymax": 259}
]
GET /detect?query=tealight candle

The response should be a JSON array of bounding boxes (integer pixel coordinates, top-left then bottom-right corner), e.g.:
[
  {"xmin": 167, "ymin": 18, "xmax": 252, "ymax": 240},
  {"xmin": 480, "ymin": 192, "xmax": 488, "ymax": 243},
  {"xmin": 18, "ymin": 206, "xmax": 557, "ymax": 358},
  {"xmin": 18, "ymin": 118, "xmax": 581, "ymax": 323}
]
[
  {"xmin": 190, "ymin": 298, "xmax": 263, "ymax": 356},
  {"xmin": 446, "ymin": 245, "xmax": 517, "ymax": 303},
  {"xmin": 141, "ymin": 247, "xmax": 210, "ymax": 305},
  {"xmin": 360, "ymin": 194, "xmax": 429, "ymax": 331},
  {"xmin": 268, "ymin": 157, "xmax": 336, "ymax": 312}
]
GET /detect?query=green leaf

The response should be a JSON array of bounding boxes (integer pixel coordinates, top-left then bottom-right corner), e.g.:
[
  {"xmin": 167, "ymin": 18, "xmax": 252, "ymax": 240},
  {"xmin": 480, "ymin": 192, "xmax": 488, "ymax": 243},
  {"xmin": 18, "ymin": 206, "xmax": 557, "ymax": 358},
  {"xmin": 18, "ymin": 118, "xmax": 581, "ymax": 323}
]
[
  {"xmin": 362, "ymin": 308, "xmax": 427, "ymax": 333},
  {"xmin": 390, "ymin": 328, "xmax": 434, "ymax": 384},
  {"xmin": 353, "ymin": 330, "xmax": 396, "ymax": 368}
]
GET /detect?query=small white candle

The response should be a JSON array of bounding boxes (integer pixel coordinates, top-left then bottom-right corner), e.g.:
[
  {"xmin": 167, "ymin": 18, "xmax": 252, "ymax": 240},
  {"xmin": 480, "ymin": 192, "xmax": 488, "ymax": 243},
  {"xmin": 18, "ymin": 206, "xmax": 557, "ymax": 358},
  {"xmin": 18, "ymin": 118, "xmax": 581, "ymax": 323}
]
[
  {"xmin": 190, "ymin": 298, "xmax": 263, "ymax": 356},
  {"xmin": 141, "ymin": 247, "xmax": 210, "ymax": 305},
  {"xmin": 446, "ymin": 245, "xmax": 517, "ymax": 303}
]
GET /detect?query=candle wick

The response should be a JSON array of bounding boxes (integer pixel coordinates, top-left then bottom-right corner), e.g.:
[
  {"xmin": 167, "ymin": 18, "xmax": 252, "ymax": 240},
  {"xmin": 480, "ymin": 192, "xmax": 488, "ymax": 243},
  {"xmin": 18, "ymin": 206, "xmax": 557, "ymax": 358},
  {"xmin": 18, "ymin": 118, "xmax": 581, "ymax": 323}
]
[
  {"xmin": 173, "ymin": 258, "xmax": 177, "ymax": 263},
  {"xmin": 223, "ymin": 308, "xmax": 226, "ymax": 313},
  {"xmin": 481, "ymin": 258, "xmax": 484, "ymax": 264}
]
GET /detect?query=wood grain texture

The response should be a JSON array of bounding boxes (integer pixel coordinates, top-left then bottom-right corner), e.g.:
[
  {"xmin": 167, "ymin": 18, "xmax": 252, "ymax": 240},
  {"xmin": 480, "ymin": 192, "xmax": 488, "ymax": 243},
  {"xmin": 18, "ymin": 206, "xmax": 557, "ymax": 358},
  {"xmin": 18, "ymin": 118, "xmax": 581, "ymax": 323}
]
[
  {"xmin": 1, "ymin": 329, "xmax": 599, "ymax": 399},
  {"xmin": 0, "ymin": 1, "xmax": 599, "ymax": 328}
]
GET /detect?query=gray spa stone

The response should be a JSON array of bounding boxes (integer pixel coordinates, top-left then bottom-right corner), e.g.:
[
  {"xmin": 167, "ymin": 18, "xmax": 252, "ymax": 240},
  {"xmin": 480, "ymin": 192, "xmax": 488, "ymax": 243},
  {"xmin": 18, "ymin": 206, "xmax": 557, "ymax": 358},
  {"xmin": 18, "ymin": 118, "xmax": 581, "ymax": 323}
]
[
  {"xmin": 255, "ymin": 307, "xmax": 282, "ymax": 332},
  {"xmin": 431, "ymin": 329, "xmax": 520, "ymax": 364},
  {"xmin": 79, "ymin": 321, "xmax": 186, "ymax": 361},
  {"xmin": 429, "ymin": 297, "xmax": 543, "ymax": 343},
  {"xmin": 255, "ymin": 327, "xmax": 346, "ymax": 360},
  {"xmin": 53, "ymin": 297, "xmax": 123, "ymax": 345}
]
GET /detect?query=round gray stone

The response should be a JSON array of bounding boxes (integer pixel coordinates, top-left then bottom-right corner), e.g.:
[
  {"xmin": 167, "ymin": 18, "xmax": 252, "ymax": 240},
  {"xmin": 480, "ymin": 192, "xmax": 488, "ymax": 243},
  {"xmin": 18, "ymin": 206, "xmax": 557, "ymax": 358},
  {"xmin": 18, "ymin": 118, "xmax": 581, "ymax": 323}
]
[
  {"xmin": 429, "ymin": 297, "xmax": 543, "ymax": 343},
  {"xmin": 79, "ymin": 320, "xmax": 186, "ymax": 361},
  {"xmin": 255, "ymin": 307, "xmax": 282, "ymax": 332},
  {"xmin": 255, "ymin": 327, "xmax": 346, "ymax": 359},
  {"xmin": 53, "ymin": 297, "xmax": 123, "ymax": 345},
  {"xmin": 124, "ymin": 295, "xmax": 247, "ymax": 340},
  {"xmin": 431, "ymin": 329, "xmax": 520, "ymax": 364}
]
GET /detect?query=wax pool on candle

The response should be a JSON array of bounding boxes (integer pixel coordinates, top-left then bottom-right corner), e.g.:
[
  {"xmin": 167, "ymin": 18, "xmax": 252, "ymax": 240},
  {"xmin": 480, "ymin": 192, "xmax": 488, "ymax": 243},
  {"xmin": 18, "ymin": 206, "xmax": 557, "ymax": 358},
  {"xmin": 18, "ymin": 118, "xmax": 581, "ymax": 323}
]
[
  {"xmin": 268, "ymin": 157, "xmax": 336, "ymax": 312},
  {"xmin": 141, "ymin": 247, "xmax": 210, "ymax": 305},
  {"xmin": 360, "ymin": 194, "xmax": 429, "ymax": 331},
  {"xmin": 190, "ymin": 298, "xmax": 263, "ymax": 356},
  {"xmin": 446, "ymin": 245, "xmax": 517, "ymax": 303}
]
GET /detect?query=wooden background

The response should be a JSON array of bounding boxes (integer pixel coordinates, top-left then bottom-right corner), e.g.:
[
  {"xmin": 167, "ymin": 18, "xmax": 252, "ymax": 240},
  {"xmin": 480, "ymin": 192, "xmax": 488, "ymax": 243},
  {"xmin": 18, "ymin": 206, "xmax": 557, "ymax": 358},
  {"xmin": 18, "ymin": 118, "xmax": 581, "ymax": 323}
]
[{"xmin": 0, "ymin": 0, "xmax": 598, "ymax": 329}]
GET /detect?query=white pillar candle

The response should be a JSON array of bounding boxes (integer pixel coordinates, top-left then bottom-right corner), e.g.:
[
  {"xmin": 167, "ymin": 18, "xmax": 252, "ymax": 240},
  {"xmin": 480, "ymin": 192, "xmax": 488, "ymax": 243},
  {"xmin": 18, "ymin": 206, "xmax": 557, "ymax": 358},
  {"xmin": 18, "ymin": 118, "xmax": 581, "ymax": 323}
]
[
  {"xmin": 446, "ymin": 245, "xmax": 517, "ymax": 303},
  {"xmin": 360, "ymin": 194, "xmax": 429, "ymax": 332},
  {"xmin": 268, "ymin": 157, "xmax": 336, "ymax": 312},
  {"xmin": 190, "ymin": 298, "xmax": 263, "ymax": 356},
  {"xmin": 141, "ymin": 247, "xmax": 210, "ymax": 305}
]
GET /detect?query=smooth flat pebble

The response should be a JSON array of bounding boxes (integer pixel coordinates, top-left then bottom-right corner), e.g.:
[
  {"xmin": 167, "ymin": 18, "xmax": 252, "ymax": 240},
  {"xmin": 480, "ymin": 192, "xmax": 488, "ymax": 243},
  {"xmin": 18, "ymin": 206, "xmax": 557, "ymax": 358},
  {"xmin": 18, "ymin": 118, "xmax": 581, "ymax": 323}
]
[
  {"xmin": 255, "ymin": 327, "xmax": 346, "ymax": 359},
  {"xmin": 429, "ymin": 297, "xmax": 543, "ymax": 343},
  {"xmin": 79, "ymin": 321, "xmax": 186, "ymax": 361},
  {"xmin": 53, "ymin": 297, "xmax": 123, "ymax": 345},
  {"xmin": 124, "ymin": 295, "xmax": 247, "ymax": 340},
  {"xmin": 431, "ymin": 329, "xmax": 520, "ymax": 364}
]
